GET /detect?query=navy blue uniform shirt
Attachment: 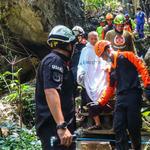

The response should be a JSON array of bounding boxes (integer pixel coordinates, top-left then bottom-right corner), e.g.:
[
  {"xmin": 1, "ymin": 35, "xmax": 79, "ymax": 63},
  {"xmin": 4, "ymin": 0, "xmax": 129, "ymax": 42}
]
[{"xmin": 35, "ymin": 51, "xmax": 75, "ymax": 136}]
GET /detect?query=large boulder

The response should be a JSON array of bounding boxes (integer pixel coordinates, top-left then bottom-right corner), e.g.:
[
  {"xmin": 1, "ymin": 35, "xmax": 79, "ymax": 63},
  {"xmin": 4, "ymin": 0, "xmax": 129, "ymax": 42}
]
[
  {"xmin": 1, "ymin": 0, "xmax": 84, "ymax": 46},
  {"xmin": 0, "ymin": 0, "xmax": 85, "ymax": 82}
]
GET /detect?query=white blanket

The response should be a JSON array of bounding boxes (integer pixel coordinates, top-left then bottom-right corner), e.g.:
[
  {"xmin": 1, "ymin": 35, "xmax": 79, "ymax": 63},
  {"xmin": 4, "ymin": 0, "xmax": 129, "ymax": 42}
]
[{"xmin": 77, "ymin": 42, "xmax": 110, "ymax": 101}]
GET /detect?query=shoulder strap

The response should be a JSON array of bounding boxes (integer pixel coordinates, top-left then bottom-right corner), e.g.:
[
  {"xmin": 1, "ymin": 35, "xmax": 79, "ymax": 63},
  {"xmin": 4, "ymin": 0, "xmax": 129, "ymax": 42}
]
[{"xmin": 111, "ymin": 51, "xmax": 119, "ymax": 69}]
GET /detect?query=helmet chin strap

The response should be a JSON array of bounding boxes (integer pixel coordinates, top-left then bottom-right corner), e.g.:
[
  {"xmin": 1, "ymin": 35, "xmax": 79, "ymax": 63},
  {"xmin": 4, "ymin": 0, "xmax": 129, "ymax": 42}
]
[
  {"xmin": 61, "ymin": 44, "xmax": 74, "ymax": 60},
  {"xmin": 103, "ymin": 52, "xmax": 113, "ymax": 62},
  {"xmin": 57, "ymin": 38, "xmax": 77, "ymax": 60}
]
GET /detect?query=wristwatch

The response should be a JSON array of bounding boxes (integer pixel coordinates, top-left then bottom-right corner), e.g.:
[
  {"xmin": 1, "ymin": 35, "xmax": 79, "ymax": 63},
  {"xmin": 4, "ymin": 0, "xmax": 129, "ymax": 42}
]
[{"xmin": 56, "ymin": 122, "xmax": 67, "ymax": 130}]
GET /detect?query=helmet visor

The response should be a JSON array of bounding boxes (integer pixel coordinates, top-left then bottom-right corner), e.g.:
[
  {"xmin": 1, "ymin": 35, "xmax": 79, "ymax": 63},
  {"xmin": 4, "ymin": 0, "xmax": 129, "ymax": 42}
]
[{"xmin": 73, "ymin": 31, "xmax": 80, "ymax": 35}]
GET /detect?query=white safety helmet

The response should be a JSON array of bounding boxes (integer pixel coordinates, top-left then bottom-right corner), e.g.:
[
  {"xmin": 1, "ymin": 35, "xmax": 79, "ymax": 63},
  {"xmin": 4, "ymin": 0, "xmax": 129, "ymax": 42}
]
[
  {"xmin": 72, "ymin": 26, "xmax": 85, "ymax": 36},
  {"xmin": 47, "ymin": 25, "xmax": 76, "ymax": 46}
]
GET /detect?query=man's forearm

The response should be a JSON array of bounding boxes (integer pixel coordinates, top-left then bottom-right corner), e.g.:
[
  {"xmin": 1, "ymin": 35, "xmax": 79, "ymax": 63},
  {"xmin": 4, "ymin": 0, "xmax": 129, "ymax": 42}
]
[
  {"xmin": 45, "ymin": 89, "xmax": 73, "ymax": 147},
  {"xmin": 45, "ymin": 88, "xmax": 64, "ymax": 125}
]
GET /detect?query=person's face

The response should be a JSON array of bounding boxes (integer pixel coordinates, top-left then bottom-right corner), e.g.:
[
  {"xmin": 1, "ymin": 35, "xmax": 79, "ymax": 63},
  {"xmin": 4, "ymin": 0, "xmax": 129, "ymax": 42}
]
[
  {"xmin": 101, "ymin": 54, "xmax": 108, "ymax": 61},
  {"xmin": 137, "ymin": 10, "xmax": 141, "ymax": 13},
  {"xmin": 115, "ymin": 24, "xmax": 124, "ymax": 32},
  {"xmin": 125, "ymin": 17, "xmax": 129, "ymax": 20},
  {"xmin": 101, "ymin": 48, "xmax": 110, "ymax": 60},
  {"xmin": 106, "ymin": 19, "xmax": 113, "ymax": 25},
  {"xmin": 100, "ymin": 21, "xmax": 106, "ymax": 27},
  {"xmin": 88, "ymin": 34, "xmax": 99, "ymax": 46},
  {"xmin": 78, "ymin": 36, "xmax": 82, "ymax": 43}
]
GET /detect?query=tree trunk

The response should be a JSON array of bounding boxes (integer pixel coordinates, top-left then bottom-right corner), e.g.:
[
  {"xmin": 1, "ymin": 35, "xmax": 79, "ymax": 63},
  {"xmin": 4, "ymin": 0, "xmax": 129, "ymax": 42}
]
[{"xmin": 134, "ymin": 0, "xmax": 140, "ymax": 14}]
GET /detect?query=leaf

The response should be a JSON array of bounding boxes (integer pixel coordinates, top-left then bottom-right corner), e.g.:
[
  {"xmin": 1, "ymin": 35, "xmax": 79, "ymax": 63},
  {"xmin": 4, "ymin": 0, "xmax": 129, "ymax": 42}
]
[
  {"xmin": 142, "ymin": 111, "xmax": 150, "ymax": 116},
  {"xmin": 2, "ymin": 71, "xmax": 12, "ymax": 76},
  {"xmin": 0, "ymin": 125, "xmax": 7, "ymax": 128},
  {"xmin": 7, "ymin": 50, "xmax": 11, "ymax": 57},
  {"xmin": 12, "ymin": 68, "xmax": 22, "ymax": 78},
  {"xmin": 10, "ymin": 122, "xmax": 17, "ymax": 129},
  {"xmin": 141, "ymin": 107, "xmax": 149, "ymax": 112},
  {"xmin": 0, "ymin": 140, "xmax": 5, "ymax": 144},
  {"xmin": 5, "ymin": 120, "xmax": 10, "ymax": 127},
  {"xmin": 145, "ymin": 116, "xmax": 150, "ymax": 121}
]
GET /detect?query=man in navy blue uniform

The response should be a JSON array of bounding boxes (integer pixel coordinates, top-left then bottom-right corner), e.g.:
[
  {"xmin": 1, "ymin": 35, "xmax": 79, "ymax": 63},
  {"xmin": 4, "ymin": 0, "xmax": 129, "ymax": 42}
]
[
  {"xmin": 134, "ymin": 6, "xmax": 146, "ymax": 39},
  {"xmin": 35, "ymin": 25, "xmax": 77, "ymax": 150},
  {"xmin": 69, "ymin": 26, "xmax": 87, "ymax": 112}
]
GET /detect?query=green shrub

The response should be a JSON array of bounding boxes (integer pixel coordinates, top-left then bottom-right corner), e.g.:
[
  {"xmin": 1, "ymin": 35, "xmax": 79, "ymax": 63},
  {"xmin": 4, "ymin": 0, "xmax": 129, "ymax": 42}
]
[{"xmin": 0, "ymin": 121, "xmax": 42, "ymax": 150}]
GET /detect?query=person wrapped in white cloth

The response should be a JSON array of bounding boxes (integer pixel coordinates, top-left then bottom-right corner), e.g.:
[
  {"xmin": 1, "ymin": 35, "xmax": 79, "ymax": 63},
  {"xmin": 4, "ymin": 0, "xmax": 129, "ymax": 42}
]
[{"xmin": 77, "ymin": 31, "xmax": 112, "ymax": 130}]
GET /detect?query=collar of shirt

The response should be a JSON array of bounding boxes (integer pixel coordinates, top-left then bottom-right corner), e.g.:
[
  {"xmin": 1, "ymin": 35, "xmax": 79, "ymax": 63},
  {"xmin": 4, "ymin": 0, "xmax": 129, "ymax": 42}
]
[
  {"xmin": 108, "ymin": 24, "xmax": 113, "ymax": 27},
  {"xmin": 115, "ymin": 27, "xmax": 123, "ymax": 34},
  {"xmin": 52, "ymin": 51, "xmax": 70, "ymax": 62}
]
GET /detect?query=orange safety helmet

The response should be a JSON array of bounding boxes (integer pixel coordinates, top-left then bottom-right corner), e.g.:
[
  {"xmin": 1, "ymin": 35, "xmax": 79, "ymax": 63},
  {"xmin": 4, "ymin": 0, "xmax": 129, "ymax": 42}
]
[
  {"xmin": 95, "ymin": 40, "xmax": 111, "ymax": 57},
  {"xmin": 105, "ymin": 13, "xmax": 114, "ymax": 20}
]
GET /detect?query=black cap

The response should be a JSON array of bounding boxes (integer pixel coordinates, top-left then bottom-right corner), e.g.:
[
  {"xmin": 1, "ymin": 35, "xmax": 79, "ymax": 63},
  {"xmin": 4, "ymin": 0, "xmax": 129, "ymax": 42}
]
[{"xmin": 137, "ymin": 6, "xmax": 142, "ymax": 10}]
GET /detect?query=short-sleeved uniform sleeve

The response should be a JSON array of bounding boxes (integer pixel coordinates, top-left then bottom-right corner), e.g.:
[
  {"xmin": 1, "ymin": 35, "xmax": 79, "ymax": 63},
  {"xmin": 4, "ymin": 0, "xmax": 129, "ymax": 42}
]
[{"xmin": 43, "ymin": 56, "xmax": 64, "ymax": 90}]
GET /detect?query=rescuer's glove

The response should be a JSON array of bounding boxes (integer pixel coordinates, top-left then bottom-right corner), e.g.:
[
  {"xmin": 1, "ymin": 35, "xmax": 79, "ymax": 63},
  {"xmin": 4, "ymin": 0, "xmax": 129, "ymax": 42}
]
[
  {"xmin": 86, "ymin": 101, "xmax": 102, "ymax": 108},
  {"xmin": 145, "ymin": 86, "xmax": 150, "ymax": 102}
]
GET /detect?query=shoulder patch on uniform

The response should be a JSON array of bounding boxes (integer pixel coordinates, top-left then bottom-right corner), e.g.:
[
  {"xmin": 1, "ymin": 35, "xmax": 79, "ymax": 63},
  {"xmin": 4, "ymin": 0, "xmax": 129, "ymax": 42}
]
[
  {"xmin": 51, "ymin": 65, "xmax": 63, "ymax": 72},
  {"xmin": 52, "ymin": 71, "xmax": 62, "ymax": 82}
]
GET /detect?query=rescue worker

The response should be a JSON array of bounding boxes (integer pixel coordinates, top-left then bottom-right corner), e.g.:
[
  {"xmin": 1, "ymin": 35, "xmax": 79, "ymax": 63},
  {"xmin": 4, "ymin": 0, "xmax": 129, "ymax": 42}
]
[
  {"xmin": 96, "ymin": 16, "xmax": 106, "ymax": 40},
  {"xmin": 134, "ymin": 6, "xmax": 146, "ymax": 39},
  {"xmin": 124, "ymin": 14, "xmax": 136, "ymax": 31},
  {"xmin": 69, "ymin": 26, "xmax": 87, "ymax": 113},
  {"xmin": 35, "ymin": 25, "xmax": 77, "ymax": 150},
  {"xmin": 101, "ymin": 13, "xmax": 114, "ymax": 40},
  {"xmin": 69, "ymin": 26, "xmax": 86, "ymax": 72},
  {"xmin": 105, "ymin": 14, "xmax": 137, "ymax": 54},
  {"xmin": 87, "ymin": 40, "xmax": 150, "ymax": 150},
  {"xmin": 123, "ymin": 22, "xmax": 134, "ymax": 38}
]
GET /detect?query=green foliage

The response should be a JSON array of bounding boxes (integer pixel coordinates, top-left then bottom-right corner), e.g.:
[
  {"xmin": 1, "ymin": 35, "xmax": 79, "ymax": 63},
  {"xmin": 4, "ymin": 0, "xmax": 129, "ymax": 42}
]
[
  {"xmin": 1, "ymin": 83, "xmax": 35, "ymax": 127},
  {"xmin": 0, "ymin": 69, "xmax": 35, "ymax": 127},
  {"xmin": 0, "ymin": 69, "xmax": 39, "ymax": 149},
  {"xmin": 105, "ymin": 0, "xmax": 120, "ymax": 10},
  {"xmin": 83, "ymin": 0, "xmax": 120, "ymax": 13},
  {"xmin": 0, "ymin": 121, "xmax": 42, "ymax": 150},
  {"xmin": 75, "ymin": 97, "xmax": 81, "ymax": 107},
  {"xmin": 141, "ymin": 107, "xmax": 150, "ymax": 132},
  {"xmin": 75, "ymin": 86, "xmax": 82, "ymax": 107}
]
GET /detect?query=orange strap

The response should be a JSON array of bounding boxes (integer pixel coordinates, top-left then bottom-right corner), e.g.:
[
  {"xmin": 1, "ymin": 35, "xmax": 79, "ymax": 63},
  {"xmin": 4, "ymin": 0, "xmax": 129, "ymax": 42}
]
[
  {"xmin": 111, "ymin": 51, "xmax": 119, "ymax": 69},
  {"xmin": 101, "ymin": 29, "xmax": 105, "ymax": 40},
  {"xmin": 124, "ymin": 25, "xmax": 133, "ymax": 37}
]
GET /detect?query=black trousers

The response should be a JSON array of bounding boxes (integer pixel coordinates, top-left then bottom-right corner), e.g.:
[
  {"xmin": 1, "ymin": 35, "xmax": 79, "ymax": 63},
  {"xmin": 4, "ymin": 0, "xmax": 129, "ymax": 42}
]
[{"xmin": 113, "ymin": 89, "xmax": 142, "ymax": 150}]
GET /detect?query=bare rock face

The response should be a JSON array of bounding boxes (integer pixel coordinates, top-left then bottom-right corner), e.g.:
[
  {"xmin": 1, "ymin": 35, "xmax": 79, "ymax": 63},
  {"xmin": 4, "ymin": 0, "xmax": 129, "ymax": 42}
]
[
  {"xmin": 0, "ymin": 0, "xmax": 85, "ymax": 82},
  {"xmin": 1, "ymin": 0, "xmax": 84, "ymax": 45},
  {"xmin": 1, "ymin": 0, "xmax": 47, "ymax": 45}
]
